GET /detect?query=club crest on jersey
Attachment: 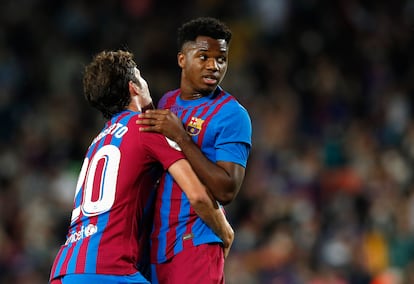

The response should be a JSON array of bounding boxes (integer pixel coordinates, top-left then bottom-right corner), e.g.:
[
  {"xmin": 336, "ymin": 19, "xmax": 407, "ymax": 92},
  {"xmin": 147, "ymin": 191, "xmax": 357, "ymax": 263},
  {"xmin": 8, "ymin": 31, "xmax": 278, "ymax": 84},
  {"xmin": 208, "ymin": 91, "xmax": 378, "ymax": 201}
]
[{"xmin": 187, "ymin": 116, "xmax": 204, "ymax": 136}]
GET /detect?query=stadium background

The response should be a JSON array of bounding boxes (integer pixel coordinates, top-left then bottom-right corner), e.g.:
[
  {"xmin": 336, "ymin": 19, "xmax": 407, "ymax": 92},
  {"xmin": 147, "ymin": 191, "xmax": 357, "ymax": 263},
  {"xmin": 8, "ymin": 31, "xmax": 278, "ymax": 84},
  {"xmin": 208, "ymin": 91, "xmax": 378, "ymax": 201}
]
[{"xmin": 2, "ymin": 0, "xmax": 414, "ymax": 283}]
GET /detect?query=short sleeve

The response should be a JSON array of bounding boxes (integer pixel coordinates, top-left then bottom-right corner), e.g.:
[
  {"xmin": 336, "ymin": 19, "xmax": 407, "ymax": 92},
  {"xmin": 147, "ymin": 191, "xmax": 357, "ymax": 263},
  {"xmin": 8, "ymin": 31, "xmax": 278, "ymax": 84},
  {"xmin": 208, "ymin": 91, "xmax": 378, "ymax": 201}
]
[
  {"xmin": 140, "ymin": 131, "xmax": 185, "ymax": 170},
  {"xmin": 215, "ymin": 103, "xmax": 252, "ymax": 167}
]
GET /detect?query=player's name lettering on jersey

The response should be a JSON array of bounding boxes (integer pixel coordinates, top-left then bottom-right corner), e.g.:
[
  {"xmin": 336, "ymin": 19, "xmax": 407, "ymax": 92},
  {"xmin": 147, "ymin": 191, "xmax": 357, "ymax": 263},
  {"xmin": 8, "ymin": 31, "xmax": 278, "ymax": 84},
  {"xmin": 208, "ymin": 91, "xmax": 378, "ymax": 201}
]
[
  {"xmin": 92, "ymin": 122, "xmax": 128, "ymax": 146},
  {"xmin": 65, "ymin": 224, "xmax": 98, "ymax": 245}
]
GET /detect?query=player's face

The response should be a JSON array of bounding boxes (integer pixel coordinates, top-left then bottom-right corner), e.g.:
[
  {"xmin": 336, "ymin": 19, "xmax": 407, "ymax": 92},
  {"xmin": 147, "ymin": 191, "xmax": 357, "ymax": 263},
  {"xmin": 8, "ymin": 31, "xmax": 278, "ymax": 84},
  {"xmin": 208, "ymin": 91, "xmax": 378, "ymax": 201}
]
[{"xmin": 178, "ymin": 36, "xmax": 228, "ymax": 97}]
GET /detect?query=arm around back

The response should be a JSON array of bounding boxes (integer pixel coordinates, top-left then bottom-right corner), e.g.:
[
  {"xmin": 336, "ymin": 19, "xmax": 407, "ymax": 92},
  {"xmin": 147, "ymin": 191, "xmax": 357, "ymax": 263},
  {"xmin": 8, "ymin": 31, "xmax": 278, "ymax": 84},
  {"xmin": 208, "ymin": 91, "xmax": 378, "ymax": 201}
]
[{"xmin": 168, "ymin": 159, "xmax": 234, "ymax": 253}]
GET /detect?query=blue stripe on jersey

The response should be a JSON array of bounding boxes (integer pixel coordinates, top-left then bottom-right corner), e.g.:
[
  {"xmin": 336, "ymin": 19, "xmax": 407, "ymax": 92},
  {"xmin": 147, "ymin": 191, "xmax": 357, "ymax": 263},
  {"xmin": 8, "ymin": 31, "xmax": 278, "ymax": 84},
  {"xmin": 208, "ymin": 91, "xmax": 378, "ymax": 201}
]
[
  {"xmin": 173, "ymin": 191, "xmax": 190, "ymax": 254},
  {"xmin": 83, "ymin": 135, "xmax": 106, "ymax": 273},
  {"xmin": 84, "ymin": 112, "xmax": 133, "ymax": 272},
  {"xmin": 191, "ymin": 219, "xmax": 222, "ymax": 246},
  {"xmin": 52, "ymin": 242, "xmax": 72, "ymax": 278},
  {"xmin": 59, "ymin": 272, "xmax": 150, "ymax": 284},
  {"xmin": 150, "ymin": 264, "xmax": 159, "ymax": 284},
  {"xmin": 67, "ymin": 218, "xmax": 90, "ymax": 272},
  {"xmin": 74, "ymin": 191, "xmax": 82, "ymax": 215},
  {"xmin": 157, "ymin": 173, "xmax": 174, "ymax": 261}
]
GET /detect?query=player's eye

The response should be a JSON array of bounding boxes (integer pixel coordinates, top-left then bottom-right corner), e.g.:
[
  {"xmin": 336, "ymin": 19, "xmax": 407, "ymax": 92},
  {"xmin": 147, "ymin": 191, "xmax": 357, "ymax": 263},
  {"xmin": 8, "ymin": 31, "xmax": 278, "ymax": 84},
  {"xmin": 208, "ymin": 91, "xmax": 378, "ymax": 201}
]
[{"xmin": 217, "ymin": 56, "xmax": 226, "ymax": 64}]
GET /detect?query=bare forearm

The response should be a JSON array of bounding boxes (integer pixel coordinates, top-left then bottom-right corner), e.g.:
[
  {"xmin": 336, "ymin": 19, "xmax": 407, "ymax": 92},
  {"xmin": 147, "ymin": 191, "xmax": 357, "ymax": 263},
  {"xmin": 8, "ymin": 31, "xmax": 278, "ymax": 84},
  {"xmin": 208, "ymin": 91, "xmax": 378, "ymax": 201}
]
[
  {"xmin": 168, "ymin": 159, "xmax": 234, "ymax": 246},
  {"xmin": 191, "ymin": 197, "xmax": 233, "ymax": 246}
]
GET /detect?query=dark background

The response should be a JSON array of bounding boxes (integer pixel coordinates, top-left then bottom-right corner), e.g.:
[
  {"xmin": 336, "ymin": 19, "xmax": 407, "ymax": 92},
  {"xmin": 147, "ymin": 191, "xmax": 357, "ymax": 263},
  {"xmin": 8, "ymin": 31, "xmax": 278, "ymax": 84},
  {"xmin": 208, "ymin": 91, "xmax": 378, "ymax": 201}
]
[{"xmin": 2, "ymin": 0, "xmax": 414, "ymax": 283}]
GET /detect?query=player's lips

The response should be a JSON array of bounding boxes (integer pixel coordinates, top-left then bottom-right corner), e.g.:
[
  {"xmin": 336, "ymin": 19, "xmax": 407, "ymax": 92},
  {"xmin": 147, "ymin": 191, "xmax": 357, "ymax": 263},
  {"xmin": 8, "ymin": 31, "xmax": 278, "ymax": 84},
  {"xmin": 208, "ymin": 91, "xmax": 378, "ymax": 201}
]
[{"xmin": 202, "ymin": 75, "xmax": 218, "ymax": 85}]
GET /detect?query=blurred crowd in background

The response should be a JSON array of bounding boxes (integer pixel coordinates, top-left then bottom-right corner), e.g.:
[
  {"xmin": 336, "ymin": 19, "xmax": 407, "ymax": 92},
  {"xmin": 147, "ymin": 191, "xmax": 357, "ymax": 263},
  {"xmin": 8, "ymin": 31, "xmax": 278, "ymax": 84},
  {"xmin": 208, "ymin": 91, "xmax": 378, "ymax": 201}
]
[{"xmin": 2, "ymin": 0, "xmax": 414, "ymax": 283}]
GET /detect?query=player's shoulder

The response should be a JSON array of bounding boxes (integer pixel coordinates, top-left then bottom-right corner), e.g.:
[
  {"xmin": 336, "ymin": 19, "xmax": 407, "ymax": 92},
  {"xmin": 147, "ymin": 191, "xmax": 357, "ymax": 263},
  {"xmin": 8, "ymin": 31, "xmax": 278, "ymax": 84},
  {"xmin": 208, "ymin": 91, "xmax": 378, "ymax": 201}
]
[
  {"xmin": 162, "ymin": 89, "xmax": 180, "ymax": 97},
  {"xmin": 158, "ymin": 89, "xmax": 180, "ymax": 108},
  {"xmin": 220, "ymin": 90, "xmax": 249, "ymax": 113},
  {"xmin": 121, "ymin": 111, "xmax": 143, "ymax": 132},
  {"xmin": 219, "ymin": 89, "xmax": 243, "ymax": 105},
  {"xmin": 118, "ymin": 111, "xmax": 156, "ymax": 142}
]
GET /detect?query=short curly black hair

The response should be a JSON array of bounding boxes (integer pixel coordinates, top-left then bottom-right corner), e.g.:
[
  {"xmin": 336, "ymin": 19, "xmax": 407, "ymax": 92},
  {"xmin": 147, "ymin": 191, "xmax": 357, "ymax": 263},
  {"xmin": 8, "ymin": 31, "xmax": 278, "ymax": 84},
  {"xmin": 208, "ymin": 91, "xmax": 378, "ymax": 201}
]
[
  {"xmin": 177, "ymin": 17, "xmax": 232, "ymax": 51},
  {"xmin": 83, "ymin": 50, "xmax": 139, "ymax": 119}
]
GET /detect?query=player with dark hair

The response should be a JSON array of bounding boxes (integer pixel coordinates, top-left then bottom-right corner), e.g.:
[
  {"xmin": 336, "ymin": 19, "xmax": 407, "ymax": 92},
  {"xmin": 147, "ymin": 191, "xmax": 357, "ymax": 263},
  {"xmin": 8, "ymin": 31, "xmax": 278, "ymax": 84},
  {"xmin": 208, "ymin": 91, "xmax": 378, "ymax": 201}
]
[
  {"xmin": 139, "ymin": 17, "xmax": 252, "ymax": 283},
  {"xmin": 49, "ymin": 50, "xmax": 233, "ymax": 284}
]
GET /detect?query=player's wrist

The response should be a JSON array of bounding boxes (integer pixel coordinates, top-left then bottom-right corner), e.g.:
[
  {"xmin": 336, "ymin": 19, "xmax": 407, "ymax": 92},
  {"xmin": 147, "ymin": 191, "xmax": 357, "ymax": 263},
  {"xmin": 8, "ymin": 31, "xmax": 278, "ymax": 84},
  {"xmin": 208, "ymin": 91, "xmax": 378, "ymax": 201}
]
[{"xmin": 175, "ymin": 132, "xmax": 192, "ymax": 146}]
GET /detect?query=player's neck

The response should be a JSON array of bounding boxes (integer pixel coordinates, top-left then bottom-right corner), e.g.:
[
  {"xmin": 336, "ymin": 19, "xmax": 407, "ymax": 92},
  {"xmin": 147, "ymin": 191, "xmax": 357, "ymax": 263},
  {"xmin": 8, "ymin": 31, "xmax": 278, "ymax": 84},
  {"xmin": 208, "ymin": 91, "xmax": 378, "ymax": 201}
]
[
  {"xmin": 180, "ymin": 89, "xmax": 209, "ymax": 101},
  {"xmin": 127, "ymin": 99, "xmax": 141, "ymax": 112}
]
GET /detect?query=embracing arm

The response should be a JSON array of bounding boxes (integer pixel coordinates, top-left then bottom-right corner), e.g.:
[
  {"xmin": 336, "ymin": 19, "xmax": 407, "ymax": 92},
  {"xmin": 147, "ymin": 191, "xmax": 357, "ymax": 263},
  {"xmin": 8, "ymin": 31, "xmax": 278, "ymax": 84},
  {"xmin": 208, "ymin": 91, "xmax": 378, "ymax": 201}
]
[
  {"xmin": 138, "ymin": 109, "xmax": 245, "ymax": 205},
  {"xmin": 168, "ymin": 159, "xmax": 234, "ymax": 257}
]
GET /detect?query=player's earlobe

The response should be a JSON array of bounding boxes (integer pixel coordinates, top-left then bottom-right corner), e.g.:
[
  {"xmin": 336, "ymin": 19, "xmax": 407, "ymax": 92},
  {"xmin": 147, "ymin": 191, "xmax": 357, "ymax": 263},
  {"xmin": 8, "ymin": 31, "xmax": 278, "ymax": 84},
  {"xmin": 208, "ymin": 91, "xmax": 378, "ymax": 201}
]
[
  {"xmin": 178, "ymin": 53, "xmax": 185, "ymax": 68},
  {"xmin": 128, "ymin": 81, "xmax": 139, "ymax": 96}
]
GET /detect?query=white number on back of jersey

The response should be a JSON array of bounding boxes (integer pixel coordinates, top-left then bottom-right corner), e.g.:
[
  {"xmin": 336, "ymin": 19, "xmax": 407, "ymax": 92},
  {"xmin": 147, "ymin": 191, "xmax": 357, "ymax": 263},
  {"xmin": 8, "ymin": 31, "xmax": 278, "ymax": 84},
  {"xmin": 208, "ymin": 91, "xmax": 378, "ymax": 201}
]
[{"xmin": 70, "ymin": 145, "xmax": 120, "ymax": 223}]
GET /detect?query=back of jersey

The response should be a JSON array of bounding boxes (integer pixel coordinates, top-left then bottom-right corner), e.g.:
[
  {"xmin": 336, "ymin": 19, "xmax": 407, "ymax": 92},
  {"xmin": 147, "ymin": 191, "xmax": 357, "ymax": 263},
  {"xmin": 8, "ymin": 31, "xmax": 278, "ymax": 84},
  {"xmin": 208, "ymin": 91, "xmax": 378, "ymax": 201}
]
[{"xmin": 50, "ymin": 111, "xmax": 162, "ymax": 278}]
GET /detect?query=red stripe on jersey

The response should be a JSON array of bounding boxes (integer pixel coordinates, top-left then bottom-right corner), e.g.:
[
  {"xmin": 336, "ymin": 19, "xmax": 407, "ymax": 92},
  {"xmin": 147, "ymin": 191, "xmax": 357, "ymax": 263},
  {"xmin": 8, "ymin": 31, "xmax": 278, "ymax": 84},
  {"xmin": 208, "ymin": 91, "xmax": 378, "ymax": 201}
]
[
  {"xmin": 50, "ymin": 246, "xmax": 64, "ymax": 277},
  {"xmin": 74, "ymin": 240, "xmax": 88, "ymax": 273},
  {"xmin": 75, "ymin": 219, "xmax": 95, "ymax": 273},
  {"xmin": 165, "ymin": 179, "xmax": 183, "ymax": 258},
  {"xmin": 150, "ymin": 173, "xmax": 167, "ymax": 261},
  {"xmin": 58, "ymin": 240, "xmax": 76, "ymax": 276},
  {"xmin": 162, "ymin": 90, "xmax": 180, "ymax": 110},
  {"xmin": 182, "ymin": 101, "xmax": 207, "ymax": 125},
  {"xmin": 197, "ymin": 94, "xmax": 233, "ymax": 146}
]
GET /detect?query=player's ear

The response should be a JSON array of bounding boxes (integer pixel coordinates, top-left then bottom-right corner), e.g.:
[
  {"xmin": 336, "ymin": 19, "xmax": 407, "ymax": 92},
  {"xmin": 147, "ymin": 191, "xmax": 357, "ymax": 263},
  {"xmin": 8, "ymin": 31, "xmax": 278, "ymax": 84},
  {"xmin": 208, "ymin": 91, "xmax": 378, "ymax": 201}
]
[
  {"xmin": 178, "ymin": 52, "xmax": 185, "ymax": 68},
  {"xmin": 128, "ymin": 81, "xmax": 139, "ymax": 96}
]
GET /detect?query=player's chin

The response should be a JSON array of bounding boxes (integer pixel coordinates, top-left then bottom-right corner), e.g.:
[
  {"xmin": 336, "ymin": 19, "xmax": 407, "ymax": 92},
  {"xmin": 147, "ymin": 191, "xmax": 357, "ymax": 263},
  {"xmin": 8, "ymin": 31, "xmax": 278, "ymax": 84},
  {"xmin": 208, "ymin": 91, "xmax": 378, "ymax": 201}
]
[{"xmin": 200, "ymin": 84, "xmax": 217, "ymax": 94}]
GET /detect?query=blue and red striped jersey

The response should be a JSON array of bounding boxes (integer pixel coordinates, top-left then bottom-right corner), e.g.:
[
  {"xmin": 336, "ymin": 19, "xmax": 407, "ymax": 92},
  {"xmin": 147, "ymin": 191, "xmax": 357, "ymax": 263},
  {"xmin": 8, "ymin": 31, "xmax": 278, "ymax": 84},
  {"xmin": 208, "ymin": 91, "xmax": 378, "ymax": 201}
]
[
  {"xmin": 50, "ymin": 110, "xmax": 185, "ymax": 280},
  {"xmin": 151, "ymin": 87, "xmax": 252, "ymax": 263}
]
